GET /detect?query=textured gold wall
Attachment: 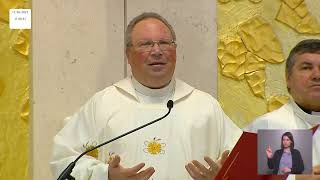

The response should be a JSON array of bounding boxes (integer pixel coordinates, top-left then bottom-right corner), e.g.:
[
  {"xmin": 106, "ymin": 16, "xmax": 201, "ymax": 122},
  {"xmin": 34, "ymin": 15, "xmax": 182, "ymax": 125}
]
[
  {"xmin": 217, "ymin": 0, "xmax": 320, "ymax": 128},
  {"xmin": 0, "ymin": 0, "xmax": 30, "ymax": 179}
]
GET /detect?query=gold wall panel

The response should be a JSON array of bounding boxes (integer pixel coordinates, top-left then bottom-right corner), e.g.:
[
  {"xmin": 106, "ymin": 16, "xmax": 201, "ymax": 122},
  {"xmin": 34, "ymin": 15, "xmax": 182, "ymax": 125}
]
[
  {"xmin": 0, "ymin": 78, "xmax": 4, "ymax": 96},
  {"xmin": 0, "ymin": 0, "xmax": 22, "ymax": 22},
  {"xmin": 267, "ymin": 95, "xmax": 290, "ymax": 112},
  {"xmin": 0, "ymin": 0, "xmax": 30, "ymax": 179},
  {"xmin": 218, "ymin": 15, "xmax": 284, "ymax": 101},
  {"xmin": 276, "ymin": 0, "xmax": 320, "ymax": 34},
  {"xmin": 218, "ymin": 39, "xmax": 247, "ymax": 80},
  {"xmin": 238, "ymin": 16, "xmax": 284, "ymax": 64}
]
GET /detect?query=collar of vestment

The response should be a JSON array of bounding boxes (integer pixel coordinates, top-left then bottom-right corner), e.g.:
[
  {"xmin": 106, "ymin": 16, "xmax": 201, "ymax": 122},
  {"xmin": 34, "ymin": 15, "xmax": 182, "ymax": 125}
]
[
  {"xmin": 130, "ymin": 76, "xmax": 175, "ymax": 104},
  {"xmin": 131, "ymin": 76, "xmax": 175, "ymax": 97},
  {"xmin": 113, "ymin": 76, "xmax": 195, "ymax": 103},
  {"xmin": 290, "ymin": 99, "xmax": 320, "ymax": 126}
]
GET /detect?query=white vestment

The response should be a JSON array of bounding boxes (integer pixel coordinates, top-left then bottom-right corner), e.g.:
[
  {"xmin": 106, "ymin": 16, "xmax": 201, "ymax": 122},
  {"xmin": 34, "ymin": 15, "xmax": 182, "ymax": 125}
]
[
  {"xmin": 244, "ymin": 99, "xmax": 320, "ymax": 179},
  {"xmin": 50, "ymin": 77, "xmax": 242, "ymax": 180}
]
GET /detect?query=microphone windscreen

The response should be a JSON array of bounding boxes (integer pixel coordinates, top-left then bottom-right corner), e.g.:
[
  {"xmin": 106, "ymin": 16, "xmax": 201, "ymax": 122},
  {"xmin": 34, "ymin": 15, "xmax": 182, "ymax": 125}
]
[{"xmin": 167, "ymin": 100, "xmax": 173, "ymax": 109}]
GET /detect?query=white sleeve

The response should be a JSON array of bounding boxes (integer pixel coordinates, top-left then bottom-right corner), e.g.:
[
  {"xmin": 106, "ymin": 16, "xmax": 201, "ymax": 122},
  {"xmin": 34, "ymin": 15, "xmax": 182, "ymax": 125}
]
[
  {"xmin": 221, "ymin": 109, "xmax": 243, "ymax": 152},
  {"xmin": 50, "ymin": 96, "xmax": 109, "ymax": 180},
  {"xmin": 242, "ymin": 116, "xmax": 269, "ymax": 133},
  {"xmin": 211, "ymin": 99, "xmax": 242, "ymax": 153}
]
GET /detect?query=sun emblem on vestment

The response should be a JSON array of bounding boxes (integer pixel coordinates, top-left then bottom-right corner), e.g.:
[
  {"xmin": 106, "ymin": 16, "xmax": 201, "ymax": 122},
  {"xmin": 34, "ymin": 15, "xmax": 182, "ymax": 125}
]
[
  {"xmin": 83, "ymin": 141, "xmax": 98, "ymax": 158},
  {"xmin": 143, "ymin": 137, "xmax": 166, "ymax": 155}
]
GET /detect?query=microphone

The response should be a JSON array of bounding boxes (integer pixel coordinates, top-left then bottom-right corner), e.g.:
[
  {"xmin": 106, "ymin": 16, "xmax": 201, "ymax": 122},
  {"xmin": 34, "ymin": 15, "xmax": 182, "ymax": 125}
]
[{"xmin": 57, "ymin": 100, "xmax": 174, "ymax": 180}]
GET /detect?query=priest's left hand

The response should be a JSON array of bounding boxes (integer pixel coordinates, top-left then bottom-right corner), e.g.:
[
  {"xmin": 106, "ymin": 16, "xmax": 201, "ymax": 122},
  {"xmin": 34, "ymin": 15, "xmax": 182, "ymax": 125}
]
[{"xmin": 185, "ymin": 150, "xmax": 229, "ymax": 180}]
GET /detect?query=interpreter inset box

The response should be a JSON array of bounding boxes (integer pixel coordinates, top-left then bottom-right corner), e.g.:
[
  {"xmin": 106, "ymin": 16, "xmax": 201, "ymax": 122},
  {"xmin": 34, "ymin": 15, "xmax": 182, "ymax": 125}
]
[{"xmin": 257, "ymin": 129, "xmax": 312, "ymax": 175}]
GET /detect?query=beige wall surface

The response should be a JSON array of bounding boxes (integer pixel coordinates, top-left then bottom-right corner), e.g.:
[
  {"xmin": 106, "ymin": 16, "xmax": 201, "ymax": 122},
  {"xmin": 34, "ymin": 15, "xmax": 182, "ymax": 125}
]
[
  {"xmin": 31, "ymin": 0, "xmax": 125, "ymax": 179},
  {"xmin": 31, "ymin": 0, "xmax": 217, "ymax": 179}
]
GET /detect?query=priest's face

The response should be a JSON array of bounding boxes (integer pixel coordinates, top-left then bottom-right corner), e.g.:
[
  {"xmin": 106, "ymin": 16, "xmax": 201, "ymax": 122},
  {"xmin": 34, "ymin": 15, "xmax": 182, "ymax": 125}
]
[
  {"xmin": 126, "ymin": 18, "xmax": 176, "ymax": 89},
  {"xmin": 287, "ymin": 52, "xmax": 320, "ymax": 111}
]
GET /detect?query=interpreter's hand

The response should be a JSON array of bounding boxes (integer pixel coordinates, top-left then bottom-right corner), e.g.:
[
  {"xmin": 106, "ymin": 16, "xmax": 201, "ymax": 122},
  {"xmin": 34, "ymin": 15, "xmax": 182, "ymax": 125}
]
[
  {"xmin": 266, "ymin": 145, "xmax": 273, "ymax": 159},
  {"xmin": 108, "ymin": 155, "xmax": 155, "ymax": 180},
  {"xmin": 280, "ymin": 167, "xmax": 291, "ymax": 174},
  {"xmin": 185, "ymin": 150, "xmax": 230, "ymax": 180}
]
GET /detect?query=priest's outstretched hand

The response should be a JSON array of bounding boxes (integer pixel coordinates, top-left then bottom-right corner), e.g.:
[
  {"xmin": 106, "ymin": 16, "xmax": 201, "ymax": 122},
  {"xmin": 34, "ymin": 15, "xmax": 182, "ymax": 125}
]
[
  {"xmin": 185, "ymin": 150, "xmax": 230, "ymax": 180},
  {"xmin": 108, "ymin": 155, "xmax": 155, "ymax": 180}
]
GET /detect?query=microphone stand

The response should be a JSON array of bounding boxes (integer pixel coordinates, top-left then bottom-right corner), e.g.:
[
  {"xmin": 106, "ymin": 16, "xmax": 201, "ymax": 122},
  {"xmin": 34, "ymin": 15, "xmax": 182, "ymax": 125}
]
[{"xmin": 57, "ymin": 100, "xmax": 174, "ymax": 180}]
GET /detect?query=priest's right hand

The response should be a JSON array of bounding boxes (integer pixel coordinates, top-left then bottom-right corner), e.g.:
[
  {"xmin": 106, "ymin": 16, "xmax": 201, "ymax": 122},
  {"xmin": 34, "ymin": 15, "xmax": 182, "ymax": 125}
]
[
  {"xmin": 266, "ymin": 145, "xmax": 273, "ymax": 159},
  {"xmin": 108, "ymin": 155, "xmax": 155, "ymax": 180}
]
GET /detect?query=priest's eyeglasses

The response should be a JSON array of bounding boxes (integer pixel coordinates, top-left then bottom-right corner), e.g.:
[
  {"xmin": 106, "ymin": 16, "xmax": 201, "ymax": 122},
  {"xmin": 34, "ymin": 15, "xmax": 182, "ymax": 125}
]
[{"xmin": 130, "ymin": 40, "xmax": 176, "ymax": 52}]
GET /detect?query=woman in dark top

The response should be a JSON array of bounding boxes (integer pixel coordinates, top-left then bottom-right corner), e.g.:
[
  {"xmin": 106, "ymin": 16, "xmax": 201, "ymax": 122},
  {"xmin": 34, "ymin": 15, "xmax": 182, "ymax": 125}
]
[{"xmin": 266, "ymin": 132, "xmax": 304, "ymax": 174}]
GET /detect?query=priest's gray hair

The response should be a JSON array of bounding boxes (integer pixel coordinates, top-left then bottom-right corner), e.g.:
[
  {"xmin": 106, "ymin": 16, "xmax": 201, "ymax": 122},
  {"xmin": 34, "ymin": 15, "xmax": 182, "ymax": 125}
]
[
  {"xmin": 125, "ymin": 12, "xmax": 176, "ymax": 48},
  {"xmin": 286, "ymin": 39, "xmax": 320, "ymax": 76}
]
